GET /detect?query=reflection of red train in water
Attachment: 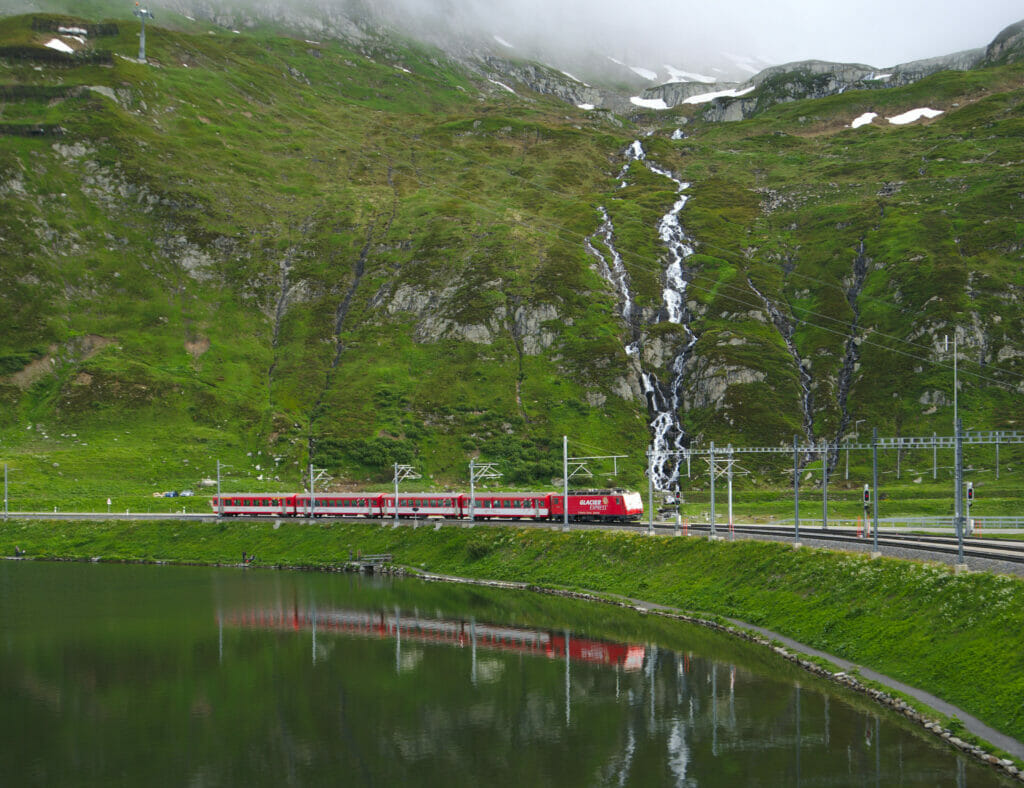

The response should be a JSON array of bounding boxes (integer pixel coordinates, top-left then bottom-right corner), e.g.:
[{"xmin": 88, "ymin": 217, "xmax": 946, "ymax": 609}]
[
  {"xmin": 210, "ymin": 489, "xmax": 644, "ymax": 523},
  {"xmin": 225, "ymin": 606, "xmax": 647, "ymax": 670}
]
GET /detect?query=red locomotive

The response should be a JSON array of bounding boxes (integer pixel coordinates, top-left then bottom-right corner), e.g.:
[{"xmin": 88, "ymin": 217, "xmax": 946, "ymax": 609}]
[{"xmin": 210, "ymin": 488, "xmax": 643, "ymax": 523}]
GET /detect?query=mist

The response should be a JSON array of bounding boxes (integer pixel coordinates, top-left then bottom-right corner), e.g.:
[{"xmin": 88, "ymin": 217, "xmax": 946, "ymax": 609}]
[{"xmin": 170, "ymin": 0, "xmax": 1023, "ymax": 77}]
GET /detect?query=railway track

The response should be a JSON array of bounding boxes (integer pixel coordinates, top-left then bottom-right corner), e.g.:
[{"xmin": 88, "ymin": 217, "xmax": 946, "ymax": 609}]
[{"xmin": 677, "ymin": 522, "xmax": 1024, "ymax": 565}]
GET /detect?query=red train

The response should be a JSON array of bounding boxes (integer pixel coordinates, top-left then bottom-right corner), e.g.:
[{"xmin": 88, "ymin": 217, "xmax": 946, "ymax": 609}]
[{"xmin": 209, "ymin": 488, "xmax": 643, "ymax": 523}]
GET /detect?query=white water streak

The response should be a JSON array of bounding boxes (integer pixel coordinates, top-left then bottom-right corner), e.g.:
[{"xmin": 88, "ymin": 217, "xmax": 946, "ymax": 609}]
[{"xmin": 593, "ymin": 140, "xmax": 699, "ymax": 490}]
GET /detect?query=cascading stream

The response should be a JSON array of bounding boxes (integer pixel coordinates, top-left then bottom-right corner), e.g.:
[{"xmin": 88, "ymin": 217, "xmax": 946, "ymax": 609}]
[
  {"xmin": 746, "ymin": 278, "xmax": 815, "ymax": 445},
  {"xmin": 587, "ymin": 140, "xmax": 699, "ymax": 492}
]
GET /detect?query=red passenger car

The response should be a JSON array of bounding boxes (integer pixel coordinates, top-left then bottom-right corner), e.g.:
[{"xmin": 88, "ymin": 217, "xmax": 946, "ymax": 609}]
[{"xmin": 209, "ymin": 494, "xmax": 295, "ymax": 516}]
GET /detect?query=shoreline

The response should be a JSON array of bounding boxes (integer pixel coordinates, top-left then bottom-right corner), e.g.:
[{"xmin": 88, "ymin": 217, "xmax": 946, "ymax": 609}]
[{"xmin": 404, "ymin": 565, "xmax": 1024, "ymax": 779}]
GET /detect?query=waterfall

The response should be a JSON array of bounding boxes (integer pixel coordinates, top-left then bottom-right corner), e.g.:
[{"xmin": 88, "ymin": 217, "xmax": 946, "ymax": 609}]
[{"xmin": 588, "ymin": 140, "xmax": 699, "ymax": 491}]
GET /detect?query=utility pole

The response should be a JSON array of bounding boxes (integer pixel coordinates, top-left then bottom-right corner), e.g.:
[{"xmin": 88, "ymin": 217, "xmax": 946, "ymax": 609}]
[
  {"xmin": 647, "ymin": 448, "xmax": 654, "ymax": 535},
  {"xmin": 793, "ymin": 435, "xmax": 800, "ymax": 543},
  {"xmin": 216, "ymin": 460, "xmax": 223, "ymax": 517},
  {"xmin": 821, "ymin": 439, "xmax": 828, "ymax": 530},
  {"xmin": 955, "ymin": 418, "xmax": 965, "ymax": 565},
  {"xmin": 133, "ymin": 4, "xmax": 154, "ymax": 62},
  {"xmin": 726, "ymin": 446, "xmax": 734, "ymax": 540},
  {"xmin": 3, "ymin": 463, "xmax": 7, "ymax": 521},
  {"xmin": 872, "ymin": 428, "xmax": 880, "ymax": 554},
  {"xmin": 563, "ymin": 435, "xmax": 569, "ymax": 531},
  {"xmin": 709, "ymin": 441, "xmax": 716, "ymax": 538}
]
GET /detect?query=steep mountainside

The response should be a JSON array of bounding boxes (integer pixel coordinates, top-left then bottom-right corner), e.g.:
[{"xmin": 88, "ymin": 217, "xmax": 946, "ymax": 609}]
[{"xmin": 1, "ymin": 10, "xmax": 1024, "ymax": 503}]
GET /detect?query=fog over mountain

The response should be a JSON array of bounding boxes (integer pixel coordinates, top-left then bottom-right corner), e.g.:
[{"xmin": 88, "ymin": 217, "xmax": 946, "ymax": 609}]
[{"xmin": 155, "ymin": 0, "xmax": 1023, "ymax": 80}]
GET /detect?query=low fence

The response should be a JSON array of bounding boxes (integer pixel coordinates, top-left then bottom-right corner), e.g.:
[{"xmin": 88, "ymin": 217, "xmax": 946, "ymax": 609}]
[{"xmin": 767, "ymin": 516, "xmax": 1024, "ymax": 530}]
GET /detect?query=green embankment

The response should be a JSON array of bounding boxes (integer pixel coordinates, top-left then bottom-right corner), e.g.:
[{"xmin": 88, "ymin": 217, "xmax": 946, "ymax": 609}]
[{"xmin": 3, "ymin": 518, "xmax": 1023, "ymax": 747}]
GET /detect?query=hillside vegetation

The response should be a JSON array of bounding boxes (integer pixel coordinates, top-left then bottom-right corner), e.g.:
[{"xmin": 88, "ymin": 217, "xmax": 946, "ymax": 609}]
[{"xmin": 1, "ymin": 10, "xmax": 1024, "ymax": 509}]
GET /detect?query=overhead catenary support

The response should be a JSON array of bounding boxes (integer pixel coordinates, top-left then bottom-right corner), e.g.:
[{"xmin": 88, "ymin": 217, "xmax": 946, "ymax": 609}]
[
  {"xmin": 563, "ymin": 435, "xmax": 569, "ymax": 531},
  {"xmin": 308, "ymin": 464, "xmax": 330, "ymax": 518},
  {"xmin": 872, "ymin": 427, "xmax": 880, "ymax": 552},
  {"xmin": 468, "ymin": 459, "xmax": 501, "ymax": 523},
  {"xmin": 821, "ymin": 439, "xmax": 828, "ymax": 530},
  {"xmin": 392, "ymin": 463, "xmax": 421, "ymax": 528},
  {"xmin": 727, "ymin": 445, "xmax": 734, "ymax": 540},
  {"xmin": 793, "ymin": 435, "xmax": 800, "ymax": 543},
  {"xmin": 955, "ymin": 417, "xmax": 965, "ymax": 565},
  {"xmin": 216, "ymin": 460, "xmax": 223, "ymax": 517},
  {"xmin": 647, "ymin": 448, "xmax": 654, "ymax": 535},
  {"xmin": 709, "ymin": 441, "xmax": 716, "ymax": 538}
]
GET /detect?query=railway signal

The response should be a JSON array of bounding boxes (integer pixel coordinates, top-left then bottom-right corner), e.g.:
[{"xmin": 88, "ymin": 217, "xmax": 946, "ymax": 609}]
[
  {"xmin": 862, "ymin": 484, "xmax": 870, "ymax": 538},
  {"xmin": 966, "ymin": 481, "xmax": 974, "ymax": 535}
]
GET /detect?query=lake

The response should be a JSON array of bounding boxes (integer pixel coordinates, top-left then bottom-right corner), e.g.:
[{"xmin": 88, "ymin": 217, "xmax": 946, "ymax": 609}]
[{"xmin": 0, "ymin": 561, "xmax": 1010, "ymax": 785}]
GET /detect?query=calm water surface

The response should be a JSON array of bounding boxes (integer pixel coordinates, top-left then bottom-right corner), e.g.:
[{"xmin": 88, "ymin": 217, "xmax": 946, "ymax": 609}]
[{"xmin": 0, "ymin": 561, "xmax": 1010, "ymax": 786}]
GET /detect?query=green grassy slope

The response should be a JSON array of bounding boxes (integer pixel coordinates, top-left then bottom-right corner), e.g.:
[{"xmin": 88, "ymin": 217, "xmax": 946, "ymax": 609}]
[{"xmin": 1, "ymin": 11, "xmax": 1024, "ymax": 511}]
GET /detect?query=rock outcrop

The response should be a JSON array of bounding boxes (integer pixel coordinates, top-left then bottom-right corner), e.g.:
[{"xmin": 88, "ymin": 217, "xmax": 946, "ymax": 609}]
[{"xmin": 985, "ymin": 19, "xmax": 1024, "ymax": 64}]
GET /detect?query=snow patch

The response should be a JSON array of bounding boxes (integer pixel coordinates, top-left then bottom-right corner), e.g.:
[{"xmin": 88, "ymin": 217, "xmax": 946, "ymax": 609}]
[
  {"xmin": 487, "ymin": 78, "xmax": 517, "ymax": 95},
  {"xmin": 869, "ymin": 72, "xmax": 892, "ymax": 80},
  {"xmin": 664, "ymin": 65, "xmax": 716, "ymax": 84},
  {"xmin": 560, "ymin": 70, "xmax": 589, "ymax": 86},
  {"xmin": 851, "ymin": 111, "xmax": 878, "ymax": 128},
  {"xmin": 607, "ymin": 55, "xmax": 625, "ymax": 66},
  {"xmin": 888, "ymin": 107, "xmax": 943, "ymax": 125},
  {"xmin": 493, "ymin": 34, "xmax": 513, "ymax": 48},
  {"xmin": 58, "ymin": 26, "xmax": 87, "ymax": 36},
  {"xmin": 682, "ymin": 85, "xmax": 755, "ymax": 104},
  {"xmin": 671, "ymin": 128, "xmax": 686, "ymax": 140},
  {"xmin": 630, "ymin": 96, "xmax": 668, "ymax": 110},
  {"xmin": 630, "ymin": 66, "xmax": 658, "ymax": 80},
  {"xmin": 577, "ymin": 103, "xmax": 595, "ymax": 110},
  {"xmin": 45, "ymin": 38, "xmax": 74, "ymax": 54},
  {"xmin": 395, "ymin": 65, "xmax": 412, "ymax": 74}
]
